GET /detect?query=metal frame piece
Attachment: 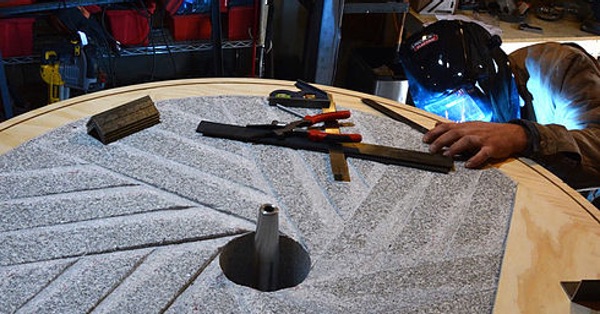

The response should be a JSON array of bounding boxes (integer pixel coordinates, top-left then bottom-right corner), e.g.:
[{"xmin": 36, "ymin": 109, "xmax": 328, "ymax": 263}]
[
  {"xmin": 256, "ymin": 0, "xmax": 273, "ymax": 77},
  {"xmin": 314, "ymin": 0, "xmax": 344, "ymax": 85},
  {"xmin": 0, "ymin": 50, "xmax": 14, "ymax": 119},
  {"xmin": 211, "ymin": 0, "xmax": 224, "ymax": 76},
  {"xmin": 303, "ymin": 0, "xmax": 409, "ymax": 85}
]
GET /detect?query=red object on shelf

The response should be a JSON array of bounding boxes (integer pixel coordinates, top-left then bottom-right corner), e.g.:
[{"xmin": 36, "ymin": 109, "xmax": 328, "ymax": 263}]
[
  {"xmin": 161, "ymin": 0, "xmax": 182, "ymax": 15},
  {"xmin": 82, "ymin": 5, "xmax": 102, "ymax": 15},
  {"xmin": 168, "ymin": 14, "xmax": 211, "ymax": 41},
  {"xmin": 105, "ymin": 10, "xmax": 150, "ymax": 46},
  {"xmin": 227, "ymin": 5, "xmax": 254, "ymax": 40},
  {"xmin": 0, "ymin": 17, "xmax": 35, "ymax": 58},
  {"xmin": 0, "ymin": 0, "xmax": 34, "ymax": 8}
]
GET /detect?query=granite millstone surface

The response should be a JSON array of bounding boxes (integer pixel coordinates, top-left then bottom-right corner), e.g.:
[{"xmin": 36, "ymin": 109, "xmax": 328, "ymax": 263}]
[{"xmin": 0, "ymin": 96, "xmax": 516, "ymax": 313}]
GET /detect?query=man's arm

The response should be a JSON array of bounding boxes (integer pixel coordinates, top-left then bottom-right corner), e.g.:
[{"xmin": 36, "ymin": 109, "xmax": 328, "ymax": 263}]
[
  {"xmin": 423, "ymin": 120, "xmax": 600, "ymax": 189},
  {"xmin": 527, "ymin": 121, "xmax": 600, "ymax": 189}
]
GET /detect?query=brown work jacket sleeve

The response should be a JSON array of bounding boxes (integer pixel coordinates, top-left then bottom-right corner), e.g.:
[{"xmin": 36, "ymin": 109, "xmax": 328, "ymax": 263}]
[{"xmin": 509, "ymin": 42, "xmax": 600, "ymax": 189}]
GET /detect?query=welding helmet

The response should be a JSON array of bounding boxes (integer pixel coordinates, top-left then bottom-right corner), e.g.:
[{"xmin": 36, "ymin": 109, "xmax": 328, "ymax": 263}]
[{"xmin": 399, "ymin": 20, "xmax": 520, "ymax": 122}]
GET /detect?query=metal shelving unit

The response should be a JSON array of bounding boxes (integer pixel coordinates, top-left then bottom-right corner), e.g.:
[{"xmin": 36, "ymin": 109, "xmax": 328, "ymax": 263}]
[
  {"xmin": 1, "ymin": 56, "xmax": 38, "ymax": 66},
  {"xmin": 0, "ymin": 0, "xmax": 135, "ymax": 16},
  {"xmin": 118, "ymin": 40, "xmax": 253, "ymax": 56},
  {"xmin": 0, "ymin": 0, "xmax": 255, "ymax": 64},
  {"xmin": 0, "ymin": 1, "xmax": 259, "ymax": 119},
  {"xmin": 1, "ymin": 39, "xmax": 254, "ymax": 64}
]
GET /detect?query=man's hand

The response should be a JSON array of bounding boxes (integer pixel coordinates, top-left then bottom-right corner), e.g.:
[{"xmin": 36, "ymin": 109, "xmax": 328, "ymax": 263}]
[{"xmin": 422, "ymin": 121, "xmax": 528, "ymax": 168}]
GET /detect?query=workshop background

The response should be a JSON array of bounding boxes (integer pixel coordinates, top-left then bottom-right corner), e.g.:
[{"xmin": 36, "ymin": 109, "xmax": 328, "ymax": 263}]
[{"xmin": 1, "ymin": 0, "xmax": 599, "ymax": 121}]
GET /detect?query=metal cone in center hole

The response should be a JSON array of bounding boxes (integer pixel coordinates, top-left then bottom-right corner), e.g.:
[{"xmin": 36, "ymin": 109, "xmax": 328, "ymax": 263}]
[
  {"xmin": 254, "ymin": 204, "xmax": 280, "ymax": 291},
  {"xmin": 219, "ymin": 203, "xmax": 311, "ymax": 292}
]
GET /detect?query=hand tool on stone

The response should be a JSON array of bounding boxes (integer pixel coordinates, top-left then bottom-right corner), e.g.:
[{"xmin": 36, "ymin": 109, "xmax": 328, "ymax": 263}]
[
  {"xmin": 319, "ymin": 99, "xmax": 353, "ymax": 181},
  {"xmin": 274, "ymin": 104, "xmax": 304, "ymax": 118},
  {"xmin": 250, "ymin": 111, "xmax": 362, "ymax": 143},
  {"xmin": 269, "ymin": 81, "xmax": 353, "ymax": 180},
  {"xmin": 268, "ymin": 80, "xmax": 331, "ymax": 108},
  {"xmin": 361, "ymin": 98, "xmax": 429, "ymax": 134},
  {"xmin": 273, "ymin": 111, "xmax": 362, "ymax": 143}
]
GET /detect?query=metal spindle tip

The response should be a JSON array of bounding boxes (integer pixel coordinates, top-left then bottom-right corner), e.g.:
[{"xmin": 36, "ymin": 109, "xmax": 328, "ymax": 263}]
[{"xmin": 260, "ymin": 204, "xmax": 279, "ymax": 215}]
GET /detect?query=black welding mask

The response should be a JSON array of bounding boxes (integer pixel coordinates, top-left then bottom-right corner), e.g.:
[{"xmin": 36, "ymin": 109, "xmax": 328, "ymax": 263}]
[{"xmin": 399, "ymin": 20, "xmax": 520, "ymax": 122}]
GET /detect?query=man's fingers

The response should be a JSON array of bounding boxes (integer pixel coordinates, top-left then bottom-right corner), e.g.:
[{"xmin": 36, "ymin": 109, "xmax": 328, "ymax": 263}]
[
  {"xmin": 423, "ymin": 122, "xmax": 454, "ymax": 144},
  {"xmin": 428, "ymin": 127, "xmax": 467, "ymax": 154},
  {"xmin": 465, "ymin": 148, "xmax": 492, "ymax": 168},
  {"xmin": 443, "ymin": 135, "xmax": 479, "ymax": 156}
]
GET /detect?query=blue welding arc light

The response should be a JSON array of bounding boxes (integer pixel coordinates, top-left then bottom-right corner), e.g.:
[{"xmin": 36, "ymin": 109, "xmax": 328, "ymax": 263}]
[{"xmin": 411, "ymin": 83, "xmax": 494, "ymax": 122}]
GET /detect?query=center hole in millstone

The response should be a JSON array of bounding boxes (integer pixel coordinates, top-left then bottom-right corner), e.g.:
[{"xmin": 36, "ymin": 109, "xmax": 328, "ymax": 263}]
[
  {"xmin": 219, "ymin": 204, "xmax": 311, "ymax": 292},
  {"xmin": 219, "ymin": 233, "xmax": 311, "ymax": 292}
]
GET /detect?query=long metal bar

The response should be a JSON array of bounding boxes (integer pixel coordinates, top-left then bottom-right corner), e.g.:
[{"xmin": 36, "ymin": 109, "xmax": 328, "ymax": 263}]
[
  {"xmin": 211, "ymin": 0, "xmax": 224, "ymax": 76},
  {"xmin": 256, "ymin": 0, "xmax": 271, "ymax": 77},
  {"xmin": 0, "ymin": 0, "xmax": 135, "ymax": 16},
  {"xmin": 314, "ymin": 0, "xmax": 344, "ymax": 85},
  {"xmin": 197, "ymin": 121, "xmax": 455, "ymax": 173},
  {"xmin": 322, "ymin": 93, "xmax": 351, "ymax": 181},
  {"xmin": 361, "ymin": 98, "xmax": 429, "ymax": 134}
]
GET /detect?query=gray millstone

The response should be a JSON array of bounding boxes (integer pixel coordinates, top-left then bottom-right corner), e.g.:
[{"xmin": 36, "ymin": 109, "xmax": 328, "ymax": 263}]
[{"xmin": 0, "ymin": 96, "xmax": 516, "ymax": 313}]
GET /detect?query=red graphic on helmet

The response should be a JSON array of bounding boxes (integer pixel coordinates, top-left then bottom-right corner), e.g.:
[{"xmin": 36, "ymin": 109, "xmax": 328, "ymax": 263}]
[{"xmin": 410, "ymin": 34, "xmax": 438, "ymax": 52}]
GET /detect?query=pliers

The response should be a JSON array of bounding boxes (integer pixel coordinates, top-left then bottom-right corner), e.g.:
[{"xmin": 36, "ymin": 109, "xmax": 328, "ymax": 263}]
[
  {"xmin": 275, "ymin": 110, "xmax": 362, "ymax": 142},
  {"xmin": 251, "ymin": 110, "xmax": 362, "ymax": 143}
]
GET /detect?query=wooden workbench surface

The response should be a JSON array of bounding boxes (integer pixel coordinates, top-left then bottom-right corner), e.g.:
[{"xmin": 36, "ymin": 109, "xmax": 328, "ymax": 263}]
[
  {"xmin": 412, "ymin": 9, "xmax": 600, "ymax": 56},
  {"xmin": 1, "ymin": 78, "xmax": 599, "ymax": 313}
]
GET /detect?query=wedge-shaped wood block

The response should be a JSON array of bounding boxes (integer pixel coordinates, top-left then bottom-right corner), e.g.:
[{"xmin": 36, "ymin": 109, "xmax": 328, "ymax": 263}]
[{"xmin": 87, "ymin": 96, "xmax": 160, "ymax": 144}]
